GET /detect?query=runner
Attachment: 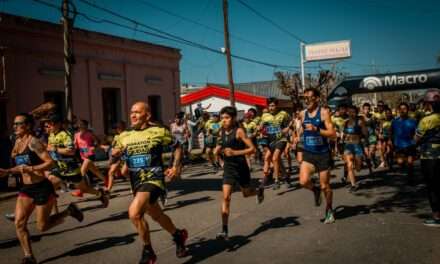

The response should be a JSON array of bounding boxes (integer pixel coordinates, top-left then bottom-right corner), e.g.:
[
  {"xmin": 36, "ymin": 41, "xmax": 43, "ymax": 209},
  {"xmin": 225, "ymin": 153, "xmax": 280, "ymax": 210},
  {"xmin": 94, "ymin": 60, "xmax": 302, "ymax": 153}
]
[
  {"xmin": 361, "ymin": 103, "xmax": 378, "ymax": 172},
  {"xmin": 45, "ymin": 114, "xmax": 109, "ymax": 207},
  {"xmin": 110, "ymin": 102, "xmax": 188, "ymax": 263},
  {"xmin": 391, "ymin": 102, "xmax": 418, "ymax": 185},
  {"xmin": 105, "ymin": 121, "xmax": 127, "ymax": 192},
  {"xmin": 378, "ymin": 107, "xmax": 394, "ymax": 169},
  {"xmin": 204, "ymin": 113, "xmax": 221, "ymax": 171},
  {"xmin": 214, "ymin": 106, "xmax": 264, "ymax": 240},
  {"xmin": 260, "ymin": 98, "xmax": 290, "ymax": 190},
  {"xmin": 415, "ymin": 90, "xmax": 440, "ymax": 227},
  {"xmin": 298, "ymin": 88, "xmax": 337, "ymax": 224},
  {"xmin": 331, "ymin": 106, "xmax": 347, "ymax": 160},
  {"xmin": 170, "ymin": 112, "xmax": 190, "ymax": 167},
  {"xmin": 242, "ymin": 111, "xmax": 258, "ymax": 170},
  {"xmin": 0, "ymin": 113, "xmax": 83, "ymax": 264},
  {"xmin": 73, "ymin": 119, "xmax": 105, "ymax": 197},
  {"xmin": 342, "ymin": 105, "xmax": 368, "ymax": 192}
]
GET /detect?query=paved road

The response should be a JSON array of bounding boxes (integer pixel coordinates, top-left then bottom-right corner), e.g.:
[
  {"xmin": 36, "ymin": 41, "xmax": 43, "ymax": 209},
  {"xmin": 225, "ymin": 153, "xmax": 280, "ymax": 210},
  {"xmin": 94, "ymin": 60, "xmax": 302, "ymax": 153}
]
[{"xmin": 0, "ymin": 159, "xmax": 439, "ymax": 264}]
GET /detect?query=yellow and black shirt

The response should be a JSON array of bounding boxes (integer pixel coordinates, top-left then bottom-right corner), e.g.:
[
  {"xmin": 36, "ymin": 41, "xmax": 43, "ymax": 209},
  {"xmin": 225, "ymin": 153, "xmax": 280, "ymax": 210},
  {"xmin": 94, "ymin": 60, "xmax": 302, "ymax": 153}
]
[
  {"xmin": 260, "ymin": 111, "xmax": 290, "ymax": 142},
  {"xmin": 48, "ymin": 130, "xmax": 81, "ymax": 177},
  {"xmin": 416, "ymin": 113, "xmax": 440, "ymax": 159},
  {"xmin": 113, "ymin": 126, "xmax": 175, "ymax": 191}
]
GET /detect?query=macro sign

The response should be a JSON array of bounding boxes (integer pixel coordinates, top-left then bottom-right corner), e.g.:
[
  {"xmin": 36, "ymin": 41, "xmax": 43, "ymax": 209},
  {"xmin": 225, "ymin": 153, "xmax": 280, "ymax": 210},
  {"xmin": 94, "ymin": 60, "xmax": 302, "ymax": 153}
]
[{"xmin": 304, "ymin": 40, "xmax": 351, "ymax": 62}]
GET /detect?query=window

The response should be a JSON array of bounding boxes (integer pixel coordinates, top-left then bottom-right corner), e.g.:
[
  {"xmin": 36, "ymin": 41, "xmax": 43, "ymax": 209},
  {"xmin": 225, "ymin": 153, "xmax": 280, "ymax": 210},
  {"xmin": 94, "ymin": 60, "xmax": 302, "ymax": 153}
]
[
  {"xmin": 148, "ymin": 95, "xmax": 162, "ymax": 123},
  {"xmin": 44, "ymin": 91, "xmax": 65, "ymax": 119},
  {"xmin": 102, "ymin": 88, "xmax": 122, "ymax": 135},
  {"xmin": 0, "ymin": 99, "xmax": 7, "ymax": 133}
]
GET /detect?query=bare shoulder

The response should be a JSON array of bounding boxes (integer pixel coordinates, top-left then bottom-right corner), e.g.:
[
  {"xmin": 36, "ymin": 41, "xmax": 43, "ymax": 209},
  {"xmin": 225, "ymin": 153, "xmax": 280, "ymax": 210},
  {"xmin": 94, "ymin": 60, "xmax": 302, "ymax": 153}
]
[
  {"xmin": 321, "ymin": 107, "xmax": 332, "ymax": 119},
  {"xmin": 29, "ymin": 137, "xmax": 45, "ymax": 154}
]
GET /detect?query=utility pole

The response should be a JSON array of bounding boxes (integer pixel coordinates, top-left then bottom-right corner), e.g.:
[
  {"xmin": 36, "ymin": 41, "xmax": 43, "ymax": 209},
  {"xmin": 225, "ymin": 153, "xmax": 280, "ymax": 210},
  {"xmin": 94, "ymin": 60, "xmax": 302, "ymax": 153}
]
[
  {"xmin": 61, "ymin": 0, "xmax": 76, "ymax": 122},
  {"xmin": 300, "ymin": 42, "xmax": 306, "ymax": 92},
  {"xmin": 222, "ymin": 0, "xmax": 235, "ymax": 106}
]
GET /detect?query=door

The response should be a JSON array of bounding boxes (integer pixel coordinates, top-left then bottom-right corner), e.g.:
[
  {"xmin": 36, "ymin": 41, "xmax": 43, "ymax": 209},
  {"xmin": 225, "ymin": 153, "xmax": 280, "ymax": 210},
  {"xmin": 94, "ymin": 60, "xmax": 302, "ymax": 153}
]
[
  {"xmin": 148, "ymin": 95, "xmax": 162, "ymax": 123},
  {"xmin": 102, "ymin": 88, "xmax": 122, "ymax": 135}
]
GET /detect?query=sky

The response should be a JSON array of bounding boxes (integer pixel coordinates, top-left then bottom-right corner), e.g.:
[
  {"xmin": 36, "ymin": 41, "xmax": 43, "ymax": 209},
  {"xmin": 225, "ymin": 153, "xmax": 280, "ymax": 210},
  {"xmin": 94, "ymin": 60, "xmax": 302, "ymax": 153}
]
[{"xmin": 1, "ymin": 0, "xmax": 439, "ymax": 85}]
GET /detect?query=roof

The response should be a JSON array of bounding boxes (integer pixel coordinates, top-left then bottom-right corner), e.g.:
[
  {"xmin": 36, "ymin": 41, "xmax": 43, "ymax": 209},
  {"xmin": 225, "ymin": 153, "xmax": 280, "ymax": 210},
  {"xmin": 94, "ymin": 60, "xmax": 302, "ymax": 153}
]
[
  {"xmin": 181, "ymin": 85, "xmax": 268, "ymax": 107},
  {"xmin": 210, "ymin": 81, "xmax": 290, "ymax": 100}
]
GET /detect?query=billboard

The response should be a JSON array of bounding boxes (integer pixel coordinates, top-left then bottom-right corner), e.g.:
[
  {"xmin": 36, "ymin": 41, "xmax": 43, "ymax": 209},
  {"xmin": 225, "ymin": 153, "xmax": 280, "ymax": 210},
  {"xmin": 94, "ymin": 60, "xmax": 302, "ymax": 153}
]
[{"xmin": 304, "ymin": 40, "xmax": 351, "ymax": 62}]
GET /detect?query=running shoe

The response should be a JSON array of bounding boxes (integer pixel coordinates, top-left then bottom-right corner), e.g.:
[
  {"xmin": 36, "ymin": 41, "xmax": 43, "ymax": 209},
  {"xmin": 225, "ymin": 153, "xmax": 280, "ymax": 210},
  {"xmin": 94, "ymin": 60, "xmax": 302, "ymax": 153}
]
[
  {"xmin": 272, "ymin": 181, "xmax": 281, "ymax": 190},
  {"xmin": 71, "ymin": 189, "xmax": 84, "ymax": 198},
  {"xmin": 160, "ymin": 190, "xmax": 168, "ymax": 207},
  {"xmin": 349, "ymin": 184, "xmax": 359, "ymax": 193},
  {"xmin": 324, "ymin": 209, "xmax": 335, "ymax": 224},
  {"xmin": 4, "ymin": 213, "xmax": 15, "ymax": 222},
  {"xmin": 313, "ymin": 186, "xmax": 322, "ymax": 207},
  {"xmin": 173, "ymin": 229, "xmax": 188, "ymax": 258},
  {"xmin": 99, "ymin": 189, "xmax": 110, "ymax": 208},
  {"xmin": 423, "ymin": 218, "xmax": 440, "ymax": 227},
  {"xmin": 340, "ymin": 176, "xmax": 347, "ymax": 184},
  {"xmin": 67, "ymin": 203, "xmax": 84, "ymax": 222},
  {"xmin": 139, "ymin": 249, "xmax": 157, "ymax": 264},
  {"xmin": 216, "ymin": 231, "xmax": 229, "ymax": 240},
  {"xmin": 256, "ymin": 186, "xmax": 264, "ymax": 204},
  {"xmin": 21, "ymin": 255, "xmax": 37, "ymax": 264}
]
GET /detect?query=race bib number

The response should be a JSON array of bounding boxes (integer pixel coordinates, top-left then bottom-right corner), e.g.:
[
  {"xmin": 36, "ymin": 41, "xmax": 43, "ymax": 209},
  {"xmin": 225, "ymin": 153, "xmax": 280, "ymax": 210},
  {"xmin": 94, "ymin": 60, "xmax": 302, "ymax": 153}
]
[
  {"xmin": 79, "ymin": 148, "xmax": 89, "ymax": 153},
  {"xmin": 305, "ymin": 136, "xmax": 324, "ymax": 146},
  {"xmin": 266, "ymin": 125, "xmax": 281, "ymax": 135},
  {"xmin": 15, "ymin": 155, "xmax": 30, "ymax": 166},
  {"xmin": 127, "ymin": 154, "xmax": 152, "ymax": 169}
]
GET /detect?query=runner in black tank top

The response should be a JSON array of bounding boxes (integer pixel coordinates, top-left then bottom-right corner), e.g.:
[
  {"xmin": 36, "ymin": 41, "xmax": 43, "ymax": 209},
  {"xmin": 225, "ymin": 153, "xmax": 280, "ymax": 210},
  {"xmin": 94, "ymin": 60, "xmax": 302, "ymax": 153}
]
[
  {"xmin": 0, "ymin": 113, "xmax": 83, "ymax": 264},
  {"xmin": 213, "ymin": 106, "xmax": 264, "ymax": 240}
]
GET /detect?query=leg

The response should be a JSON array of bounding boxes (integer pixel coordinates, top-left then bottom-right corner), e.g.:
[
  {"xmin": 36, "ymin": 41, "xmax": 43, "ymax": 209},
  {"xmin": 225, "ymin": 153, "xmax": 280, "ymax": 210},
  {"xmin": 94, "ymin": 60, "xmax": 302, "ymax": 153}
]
[
  {"xmin": 147, "ymin": 202, "xmax": 177, "ymax": 235},
  {"xmin": 319, "ymin": 170, "xmax": 333, "ymax": 211},
  {"xmin": 75, "ymin": 179, "xmax": 100, "ymax": 196},
  {"xmin": 299, "ymin": 161, "xmax": 315, "ymax": 191},
  {"xmin": 87, "ymin": 160, "xmax": 105, "ymax": 181},
  {"xmin": 220, "ymin": 184, "xmax": 233, "ymax": 234},
  {"xmin": 35, "ymin": 198, "xmax": 70, "ymax": 232},
  {"xmin": 129, "ymin": 192, "xmax": 153, "ymax": 246},
  {"xmin": 15, "ymin": 197, "xmax": 35, "ymax": 257},
  {"xmin": 344, "ymin": 154, "xmax": 356, "ymax": 186},
  {"xmin": 272, "ymin": 148, "xmax": 283, "ymax": 183}
]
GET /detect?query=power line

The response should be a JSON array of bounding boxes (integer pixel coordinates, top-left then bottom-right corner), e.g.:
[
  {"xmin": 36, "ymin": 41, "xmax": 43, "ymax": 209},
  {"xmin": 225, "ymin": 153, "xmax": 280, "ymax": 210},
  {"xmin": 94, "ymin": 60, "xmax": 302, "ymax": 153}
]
[
  {"xmin": 134, "ymin": 0, "xmax": 298, "ymax": 58},
  {"xmin": 72, "ymin": 0, "xmax": 306, "ymax": 69},
  {"xmin": 236, "ymin": 0, "xmax": 306, "ymax": 43}
]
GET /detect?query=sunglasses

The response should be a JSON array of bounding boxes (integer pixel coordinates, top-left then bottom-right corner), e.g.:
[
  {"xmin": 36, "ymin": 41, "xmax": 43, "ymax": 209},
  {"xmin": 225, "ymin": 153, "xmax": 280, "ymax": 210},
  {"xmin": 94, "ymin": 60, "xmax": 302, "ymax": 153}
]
[
  {"xmin": 13, "ymin": 121, "xmax": 25, "ymax": 127},
  {"xmin": 304, "ymin": 96, "xmax": 315, "ymax": 102}
]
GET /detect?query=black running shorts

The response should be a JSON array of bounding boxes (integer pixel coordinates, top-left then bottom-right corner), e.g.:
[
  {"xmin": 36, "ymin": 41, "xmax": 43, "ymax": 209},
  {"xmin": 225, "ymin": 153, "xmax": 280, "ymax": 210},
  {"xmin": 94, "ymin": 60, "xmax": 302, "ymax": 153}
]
[{"xmin": 302, "ymin": 151, "xmax": 332, "ymax": 172}]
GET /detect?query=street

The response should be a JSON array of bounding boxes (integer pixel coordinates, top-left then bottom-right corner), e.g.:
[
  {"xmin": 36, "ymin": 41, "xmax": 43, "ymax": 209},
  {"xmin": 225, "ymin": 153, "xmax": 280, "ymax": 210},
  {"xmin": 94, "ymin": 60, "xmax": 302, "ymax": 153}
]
[{"xmin": 1, "ymin": 159, "xmax": 439, "ymax": 264}]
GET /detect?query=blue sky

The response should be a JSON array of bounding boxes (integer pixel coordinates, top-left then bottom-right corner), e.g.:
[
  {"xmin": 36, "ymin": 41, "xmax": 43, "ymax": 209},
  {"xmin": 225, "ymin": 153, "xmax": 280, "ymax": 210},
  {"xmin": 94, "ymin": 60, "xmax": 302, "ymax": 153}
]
[{"xmin": 1, "ymin": 0, "xmax": 439, "ymax": 85}]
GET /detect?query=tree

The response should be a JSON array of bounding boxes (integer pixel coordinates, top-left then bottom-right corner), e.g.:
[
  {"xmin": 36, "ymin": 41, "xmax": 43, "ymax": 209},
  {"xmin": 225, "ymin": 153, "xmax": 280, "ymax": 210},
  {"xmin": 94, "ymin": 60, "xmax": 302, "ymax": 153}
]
[{"xmin": 275, "ymin": 70, "xmax": 346, "ymax": 110}]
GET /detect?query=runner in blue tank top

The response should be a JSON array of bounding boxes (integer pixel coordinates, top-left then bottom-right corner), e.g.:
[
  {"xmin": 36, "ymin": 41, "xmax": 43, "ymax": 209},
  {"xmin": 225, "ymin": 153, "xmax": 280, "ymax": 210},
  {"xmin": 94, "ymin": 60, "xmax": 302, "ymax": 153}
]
[
  {"xmin": 391, "ymin": 102, "xmax": 417, "ymax": 185},
  {"xmin": 299, "ymin": 88, "xmax": 337, "ymax": 224}
]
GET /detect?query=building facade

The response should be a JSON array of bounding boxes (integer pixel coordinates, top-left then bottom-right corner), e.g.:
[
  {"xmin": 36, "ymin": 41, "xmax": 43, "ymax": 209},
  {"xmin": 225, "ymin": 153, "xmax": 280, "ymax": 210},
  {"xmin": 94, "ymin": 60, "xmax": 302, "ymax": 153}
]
[{"xmin": 0, "ymin": 14, "xmax": 181, "ymax": 135}]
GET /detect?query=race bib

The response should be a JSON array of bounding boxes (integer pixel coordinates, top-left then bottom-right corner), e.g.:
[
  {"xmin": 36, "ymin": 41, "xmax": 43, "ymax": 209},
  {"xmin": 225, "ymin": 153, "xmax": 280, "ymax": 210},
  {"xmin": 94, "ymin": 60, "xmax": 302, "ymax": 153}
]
[
  {"xmin": 15, "ymin": 155, "xmax": 30, "ymax": 166},
  {"xmin": 49, "ymin": 151, "xmax": 61, "ymax": 161},
  {"xmin": 305, "ymin": 136, "xmax": 324, "ymax": 146},
  {"xmin": 266, "ymin": 125, "xmax": 281, "ymax": 135},
  {"xmin": 79, "ymin": 147, "xmax": 89, "ymax": 153},
  {"xmin": 127, "ymin": 154, "xmax": 152, "ymax": 169}
]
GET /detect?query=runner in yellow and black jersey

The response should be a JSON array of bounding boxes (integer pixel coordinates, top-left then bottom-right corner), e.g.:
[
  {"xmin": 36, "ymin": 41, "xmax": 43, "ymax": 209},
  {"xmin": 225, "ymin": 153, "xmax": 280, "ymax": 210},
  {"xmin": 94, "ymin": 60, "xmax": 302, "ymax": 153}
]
[
  {"xmin": 110, "ymin": 102, "xmax": 188, "ymax": 263},
  {"xmin": 45, "ymin": 114, "xmax": 109, "ymax": 207}
]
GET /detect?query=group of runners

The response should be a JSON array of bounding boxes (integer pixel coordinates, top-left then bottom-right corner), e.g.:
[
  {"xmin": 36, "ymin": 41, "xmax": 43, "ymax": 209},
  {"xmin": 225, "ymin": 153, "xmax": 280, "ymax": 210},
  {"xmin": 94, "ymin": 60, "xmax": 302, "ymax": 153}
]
[{"xmin": 1, "ymin": 87, "xmax": 439, "ymax": 264}]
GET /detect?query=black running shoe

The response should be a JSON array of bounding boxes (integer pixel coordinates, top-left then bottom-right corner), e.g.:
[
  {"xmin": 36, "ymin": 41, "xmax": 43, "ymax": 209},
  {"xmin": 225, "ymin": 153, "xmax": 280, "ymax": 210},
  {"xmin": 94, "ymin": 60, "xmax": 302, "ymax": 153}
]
[
  {"xmin": 341, "ymin": 176, "xmax": 347, "ymax": 184},
  {"xmin": 4, "ymin": 213, "xmax": 15, "ymax": 222},
  {"xmin": 313, "ymin": 186, "xmax": 322, "ymax": 207},
  {"xmin": 139, "ymin": 249, "xmax": 157, "ymax": 264},
  {"xmin": 21, "ymin": 256, "xmax": 37, "ymax": 264},
  {"xmin": 99, "ymin": 189, "xmax": 110, "ymax": 208},
  {"xmin": 349, "ymin": 185, "xmax": 359, "ymax": 193},
  {"xmin": 256, "ymin": 186, "xmax": 264, "ymax": 204},
  {"xmin": 173, "ymin": 229, "xmax": 188, "ymax": 258},
  {"xmin": 67, "ymin": 203, "xmax": 84, "ymax": 222}
]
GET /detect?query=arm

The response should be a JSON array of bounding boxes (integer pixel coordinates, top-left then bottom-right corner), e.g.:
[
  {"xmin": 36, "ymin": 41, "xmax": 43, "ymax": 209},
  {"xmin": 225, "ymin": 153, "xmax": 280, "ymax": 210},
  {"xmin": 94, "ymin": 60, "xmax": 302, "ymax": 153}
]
[
  {"xmin": 224, "ymin": 128, "xmax": 255, "ymax": 157},
  {"xmin": 320, "ymin": 108, "xmax": 337, "ymax": 139},
  {"xmin": 7, "ymin": 138, "xmax": 54, "ymax": 174}
]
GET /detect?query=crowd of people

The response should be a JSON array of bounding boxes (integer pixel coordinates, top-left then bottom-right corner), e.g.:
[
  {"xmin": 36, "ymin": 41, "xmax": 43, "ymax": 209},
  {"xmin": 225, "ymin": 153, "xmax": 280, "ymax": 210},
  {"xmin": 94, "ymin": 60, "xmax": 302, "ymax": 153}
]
[{"xmin": 0, "ymin": 88, "xmax": 439, "ymax": 264}]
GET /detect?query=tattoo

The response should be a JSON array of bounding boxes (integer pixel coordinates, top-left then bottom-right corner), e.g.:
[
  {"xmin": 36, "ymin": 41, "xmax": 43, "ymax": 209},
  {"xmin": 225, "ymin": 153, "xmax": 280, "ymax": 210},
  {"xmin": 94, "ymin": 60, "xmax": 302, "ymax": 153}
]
[{"xmin": 29, "ymin": 137, "xmax": 45, "ymax": 154}]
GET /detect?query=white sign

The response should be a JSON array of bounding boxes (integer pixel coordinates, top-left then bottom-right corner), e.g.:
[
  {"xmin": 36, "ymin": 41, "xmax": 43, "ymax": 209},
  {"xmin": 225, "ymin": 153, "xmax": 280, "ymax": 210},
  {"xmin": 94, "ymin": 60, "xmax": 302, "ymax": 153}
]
[{"xmin": 304, "ymin": 40, "xmax": 351, "ymax": 62}]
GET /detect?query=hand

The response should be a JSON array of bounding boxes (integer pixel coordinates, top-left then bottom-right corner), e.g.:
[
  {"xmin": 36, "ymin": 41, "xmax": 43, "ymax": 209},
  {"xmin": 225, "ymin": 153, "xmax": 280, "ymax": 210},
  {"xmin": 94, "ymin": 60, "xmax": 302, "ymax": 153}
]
[
  {"xmin": 0, "ymin": 168, "xmax": 9, "ymax": 177},
  {"xmin": 47, "ymin": 144, "xmax": 55, "ymax": 151},
  {"xmin": 304, "ymin": 124, "xmax": 317, "ymax": 131},
  {"xmin": 165, "ymin": 166, "xmax": 181, "ymax": 182},
  {"xmin": 223, "ymin": 148, "xmax": 236, "ymax": 157}
]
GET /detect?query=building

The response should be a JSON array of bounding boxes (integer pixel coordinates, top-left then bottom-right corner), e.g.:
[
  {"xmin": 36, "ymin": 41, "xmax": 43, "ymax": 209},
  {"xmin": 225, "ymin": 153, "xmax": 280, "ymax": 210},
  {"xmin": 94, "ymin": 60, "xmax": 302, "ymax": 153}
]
[
  {"xmin": 0, "ymin": 13, "xmax": 181, "ymax": 135},
  {"xmin": 180, "ymin": 85, "xmax": 267, "ymax": 115}
]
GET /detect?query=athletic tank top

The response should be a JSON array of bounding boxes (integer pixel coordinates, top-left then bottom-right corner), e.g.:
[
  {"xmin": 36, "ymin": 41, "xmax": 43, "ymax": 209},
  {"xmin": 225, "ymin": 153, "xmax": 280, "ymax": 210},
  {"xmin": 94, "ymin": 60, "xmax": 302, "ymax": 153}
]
[
  {"xmin": 14, "ymin": 146, "xmax": 43, "ymax": 166},
  {"xmin": 344, "ymin": 118, "xmax": 362, "ymax": 135},
  {"xmin": 302, "ymin": 107, "xmax": 329, "ymax": 153},
  {"xmin": 220, "ymin": 128, "xmax": 246, "ymax": 161}
]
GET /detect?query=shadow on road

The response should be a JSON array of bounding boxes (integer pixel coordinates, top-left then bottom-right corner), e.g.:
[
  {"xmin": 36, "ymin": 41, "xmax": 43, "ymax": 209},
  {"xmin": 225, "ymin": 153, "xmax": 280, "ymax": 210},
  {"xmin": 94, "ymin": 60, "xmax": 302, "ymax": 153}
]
[
  {"xmin": 0, "ymin": 211, "xmax": 130, "ymax": 249},
  {"xmin": 164, "ymin": 196, "xmax": 214, "ymax": 211},
  {"xmin": 183, "ymin": 216, "xmax": 300, "ymax": 264},
  {"xmin": 39, "ymin": 232, "xmax": 140, "ymax": 264}
]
